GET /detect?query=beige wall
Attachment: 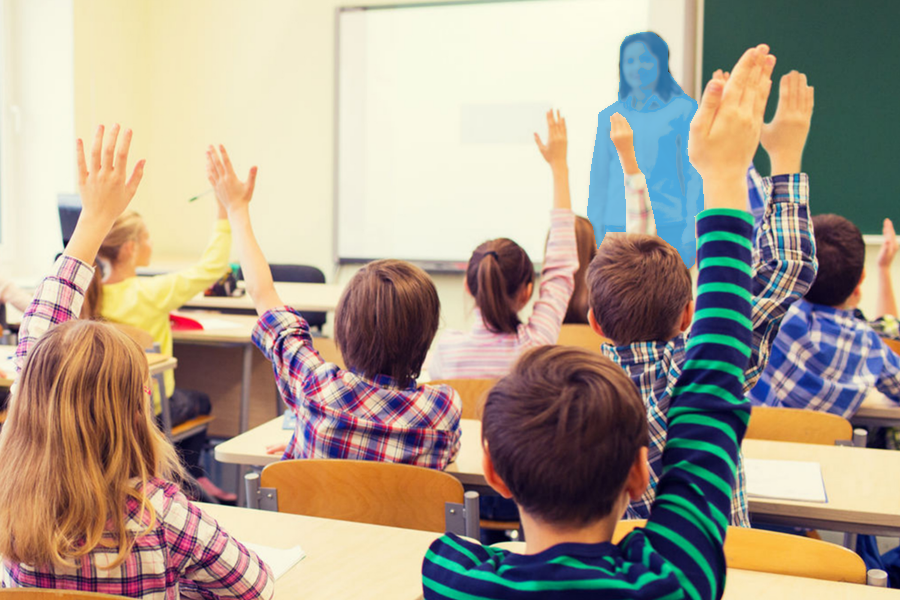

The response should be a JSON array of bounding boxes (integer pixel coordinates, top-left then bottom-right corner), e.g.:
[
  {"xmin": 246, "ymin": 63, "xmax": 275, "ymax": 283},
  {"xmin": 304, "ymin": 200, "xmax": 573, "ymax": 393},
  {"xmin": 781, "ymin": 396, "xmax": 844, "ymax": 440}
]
[{"xmin": 71, "ymin": 0, "xmax": 895, "ymax": 337}]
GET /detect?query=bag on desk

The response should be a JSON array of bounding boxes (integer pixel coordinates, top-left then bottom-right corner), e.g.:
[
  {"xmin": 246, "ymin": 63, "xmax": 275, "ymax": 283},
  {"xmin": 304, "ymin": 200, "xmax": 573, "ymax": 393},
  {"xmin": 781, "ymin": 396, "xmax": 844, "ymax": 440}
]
[{"xmin": 205, "ymin": 269, "xmax": 242, "ymax": 297}]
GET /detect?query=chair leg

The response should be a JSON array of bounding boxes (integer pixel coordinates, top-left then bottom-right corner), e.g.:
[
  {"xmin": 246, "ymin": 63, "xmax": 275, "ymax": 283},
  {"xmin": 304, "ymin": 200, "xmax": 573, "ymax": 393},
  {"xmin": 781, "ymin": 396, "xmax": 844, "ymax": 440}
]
[
  {"xmin": 464, "ymin": 491, "xmax": 480, "ymax": 540},
  {"xmin": 245, "ymin": 471, "xmax": 261, "ymax": 509}
]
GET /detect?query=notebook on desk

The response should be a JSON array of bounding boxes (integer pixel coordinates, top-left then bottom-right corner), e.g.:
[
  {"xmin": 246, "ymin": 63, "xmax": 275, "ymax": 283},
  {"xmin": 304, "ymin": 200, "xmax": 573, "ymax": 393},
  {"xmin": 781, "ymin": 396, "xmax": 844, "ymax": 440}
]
[
  {"xmin": 243, "ymin": 542, "xmax": 305, "ymax": 580},
  {"xmin": 745, "ymin": 458, "xmax": 828, "ymax": 503}
]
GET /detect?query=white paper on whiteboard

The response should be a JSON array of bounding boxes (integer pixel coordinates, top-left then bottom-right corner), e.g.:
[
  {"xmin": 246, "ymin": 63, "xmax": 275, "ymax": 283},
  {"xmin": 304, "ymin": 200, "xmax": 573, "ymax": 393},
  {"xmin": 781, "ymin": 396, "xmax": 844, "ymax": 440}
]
[{"xmin": 745, "ymin": 458, "xmax": 828, "ymax": 503}]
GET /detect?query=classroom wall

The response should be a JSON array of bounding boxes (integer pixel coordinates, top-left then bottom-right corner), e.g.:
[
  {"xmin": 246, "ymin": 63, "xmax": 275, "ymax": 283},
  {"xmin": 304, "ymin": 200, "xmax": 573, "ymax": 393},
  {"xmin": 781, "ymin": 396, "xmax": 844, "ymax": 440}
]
[
  {"xmin": 69, "ymin": 0, "xmax": 894, "ymax": 335},
  {"xmin": 1, "ymin": 0, "xmax": 75, "ymax": 278}
]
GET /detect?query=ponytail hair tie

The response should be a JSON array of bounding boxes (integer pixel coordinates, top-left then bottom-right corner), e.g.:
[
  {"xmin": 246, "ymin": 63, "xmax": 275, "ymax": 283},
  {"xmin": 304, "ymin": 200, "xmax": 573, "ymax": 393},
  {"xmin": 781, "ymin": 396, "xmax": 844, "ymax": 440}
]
[{"xmin": 483, "ymin": 251, "xmax": 500, "ymax": 260}]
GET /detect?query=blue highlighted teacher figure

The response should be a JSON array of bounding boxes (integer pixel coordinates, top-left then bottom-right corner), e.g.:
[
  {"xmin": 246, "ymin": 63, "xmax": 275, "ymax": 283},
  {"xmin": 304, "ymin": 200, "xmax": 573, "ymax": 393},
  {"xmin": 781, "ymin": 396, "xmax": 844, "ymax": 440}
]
[{"xmin": 588, "ymin": 32, "xmax": 702, "ymax": 267}]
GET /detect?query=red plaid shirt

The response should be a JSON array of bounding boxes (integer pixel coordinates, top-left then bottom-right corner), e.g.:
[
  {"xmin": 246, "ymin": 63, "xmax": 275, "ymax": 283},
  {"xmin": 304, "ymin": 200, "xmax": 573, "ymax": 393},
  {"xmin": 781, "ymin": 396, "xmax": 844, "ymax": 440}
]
[
  {"xmin": 253, "ymin": 308, "xmax": 462, "ymax": 468},
  {"xmin": 9, "ymin": 256, "xmax": 273, "ymax": 599}
]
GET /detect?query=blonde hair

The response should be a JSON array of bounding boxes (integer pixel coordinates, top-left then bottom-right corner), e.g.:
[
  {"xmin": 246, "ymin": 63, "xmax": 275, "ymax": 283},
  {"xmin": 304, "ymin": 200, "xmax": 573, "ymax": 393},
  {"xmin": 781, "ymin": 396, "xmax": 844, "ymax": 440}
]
[
  {"xmin": 81, "ymin": 211, "xmax": 147, "ymax": 320},
  {"xmin": 0, "ymin": 320, "xmax": 184, "ymax": 568}
]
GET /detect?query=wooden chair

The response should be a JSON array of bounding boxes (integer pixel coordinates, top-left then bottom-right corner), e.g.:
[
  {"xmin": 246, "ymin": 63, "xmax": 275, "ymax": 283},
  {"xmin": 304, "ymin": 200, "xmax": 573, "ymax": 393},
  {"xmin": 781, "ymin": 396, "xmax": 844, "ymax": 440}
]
[
  {"xmin": 496, "ymin": 520, "xmax": 867, "ymax": 584},
  {"xmin": 882, "ymin": 336, "xmax": 900, "ymax": 357},
  {"xmin": 556, "ymin": 324, "xmax": 607, "ymax": 353},
  {"xmin": 745, "ymin": 406, "xmax": 853, "ymax": 446},
  {"xmin": 246, "ymin": 459, "xmax": 479, "ymax": 536},
  {"xmin": 425, "ymin": 379, "xmax": 497, "ymax": 420},
  {"xmin": 0, "ymin": 591, "xmax": 130, "ymax": 599},
  {"xmin": 110, "ymin": 323, "xmax": 213, "ymax": 443}
]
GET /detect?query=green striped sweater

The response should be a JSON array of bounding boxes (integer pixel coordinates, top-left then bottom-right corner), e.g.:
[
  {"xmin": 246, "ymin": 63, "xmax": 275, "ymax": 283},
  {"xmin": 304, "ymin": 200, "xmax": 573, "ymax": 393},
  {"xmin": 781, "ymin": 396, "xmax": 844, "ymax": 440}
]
[{"xmin": 422, "ymin": 208, "xmax": 755, "ymax": 600}]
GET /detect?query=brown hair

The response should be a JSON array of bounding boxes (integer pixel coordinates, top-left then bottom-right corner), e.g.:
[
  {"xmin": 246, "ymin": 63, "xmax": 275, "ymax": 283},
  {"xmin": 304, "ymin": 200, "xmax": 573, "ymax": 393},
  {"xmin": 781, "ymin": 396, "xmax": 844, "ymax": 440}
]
[
  {"xmin": 335, "ymin": 260, "xmax": 440, "ymax": 387},
  {"xmin": 0, "ymin": 320, "xmax": 184, "ymax": 568},
  {"xmin": 805, "ymin": 214, "xmax": 865, "ymax": 306},
  {"xmin": 483, "ymin": 345, "xmax": 648, "ymax": 526},
  {"xmin": 587, "ymin": 233, "xmax": 691, "ymax": 345},
  {"xmin": 564, "ymin": 216, "xmax": 597, "ymax": 324},
  {"xmin": 466, "ymin": 239, "xmax": 534, "ymax": 334},
  {"xmin": 80, "ymin": 211, "xmax": 147, "ymax": 320}
]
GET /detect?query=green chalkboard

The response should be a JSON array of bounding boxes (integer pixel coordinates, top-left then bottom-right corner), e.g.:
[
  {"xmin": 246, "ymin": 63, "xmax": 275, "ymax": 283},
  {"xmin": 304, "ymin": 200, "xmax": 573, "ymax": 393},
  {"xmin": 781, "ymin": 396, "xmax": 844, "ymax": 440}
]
[{"xmin": 702, "ymin": 0, "xmax": 900, "ymax": 235}]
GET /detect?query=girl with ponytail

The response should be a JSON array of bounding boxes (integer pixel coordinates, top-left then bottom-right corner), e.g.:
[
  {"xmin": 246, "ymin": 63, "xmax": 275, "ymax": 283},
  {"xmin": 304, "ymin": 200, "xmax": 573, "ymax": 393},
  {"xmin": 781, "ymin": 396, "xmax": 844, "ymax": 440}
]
[{"xmin": 428, "ymin": 110, "xmax": 578, "ymax": 379}]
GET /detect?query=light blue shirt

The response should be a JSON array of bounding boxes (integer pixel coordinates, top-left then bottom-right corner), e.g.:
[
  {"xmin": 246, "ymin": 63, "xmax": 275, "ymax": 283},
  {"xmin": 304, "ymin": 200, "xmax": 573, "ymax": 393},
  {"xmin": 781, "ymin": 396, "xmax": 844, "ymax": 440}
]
[{"xmin": 588, "ymin": 92, "xmax": 703, "ymax": 247}]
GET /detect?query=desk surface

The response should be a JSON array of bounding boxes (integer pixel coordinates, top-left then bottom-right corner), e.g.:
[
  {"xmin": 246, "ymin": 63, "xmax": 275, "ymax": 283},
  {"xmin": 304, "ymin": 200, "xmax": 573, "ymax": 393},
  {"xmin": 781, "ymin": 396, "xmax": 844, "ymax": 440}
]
[
  {"xmin": 217, "ymin": 417, "xmax": 900, "ymax": 535},
  {"xmin": 200, "ymin": 503, "xmax": 893, "ymax": 600},
  {"xmin": 183, "ymin": 282, "xmax": 342, "ymax": 313}
]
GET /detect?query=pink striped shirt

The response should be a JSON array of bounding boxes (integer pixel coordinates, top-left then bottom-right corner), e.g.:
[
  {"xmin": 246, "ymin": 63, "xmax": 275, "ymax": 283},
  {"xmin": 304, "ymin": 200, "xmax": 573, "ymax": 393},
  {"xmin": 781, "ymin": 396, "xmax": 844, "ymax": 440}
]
[{"xmin": 428, "ymin": 209, "xmax": 578, "ymax": 379}]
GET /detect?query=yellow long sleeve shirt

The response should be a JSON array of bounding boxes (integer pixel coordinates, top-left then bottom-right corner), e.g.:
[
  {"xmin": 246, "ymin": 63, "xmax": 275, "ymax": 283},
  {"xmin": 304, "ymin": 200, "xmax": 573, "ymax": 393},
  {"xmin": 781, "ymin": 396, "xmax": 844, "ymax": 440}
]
[{"xmin": 101, "ymin": 219, "xmax": 232, "ymax": 411}]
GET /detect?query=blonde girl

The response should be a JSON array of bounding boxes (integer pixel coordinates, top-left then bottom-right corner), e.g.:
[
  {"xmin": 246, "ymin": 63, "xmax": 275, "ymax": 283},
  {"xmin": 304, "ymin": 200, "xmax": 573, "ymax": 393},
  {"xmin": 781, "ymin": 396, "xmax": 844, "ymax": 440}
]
[{"xmin": 0, "ymin": 125, "xmax": 272, "ymax": 598}]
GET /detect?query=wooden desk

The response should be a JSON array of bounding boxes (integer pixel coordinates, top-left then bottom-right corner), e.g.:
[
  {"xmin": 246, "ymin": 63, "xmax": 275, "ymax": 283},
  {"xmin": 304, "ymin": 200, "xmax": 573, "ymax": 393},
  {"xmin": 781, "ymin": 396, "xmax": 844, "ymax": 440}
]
[
  {"xmin": 0, "ymin": 346, "xmax": 177, "ymax": 390},
  {"xmin": 853, "ymin": 391, "xmax": 900, "ymax": 428},
  {"xmin": 215, "ymin": 417, "xmax": 900, "ymax": 536},
  {"xmin": 743, "ymin": 438, "xmax": 900, "ymax": 536},
  {"xmin": 199, "ymin": 502, "xmax": 438, "ymax": 600},
  {"xmin": 200, "ymin": 503, "xmax": 892, "ymax": 600},
  {"xmin": 170, "ymin": 313, "xmax": 274, "ymax": 437},
  {"xmin": 182, "ymin": 282, "xmax": 342, "ymax": 314}
]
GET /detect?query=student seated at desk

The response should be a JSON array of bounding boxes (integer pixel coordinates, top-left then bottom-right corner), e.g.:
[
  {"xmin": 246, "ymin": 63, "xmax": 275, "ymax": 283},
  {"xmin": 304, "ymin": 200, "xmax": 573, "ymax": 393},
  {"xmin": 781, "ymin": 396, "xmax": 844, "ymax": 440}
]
[
  {"xmin": 427, "ymin": 110, "xmax": 578, "ymax": 379},
  {"xmin": 422, "ymin": 45, "xmax": 768, "ymax": 599},
  {"xmin": 0, "ymin": 125, "xmax": 272, "ymax": 599},
  {"xmin": 586, "ymin": 68, "xmax": 817, "ymax": 527},
  {"xmin": 79, "ymin": 173, "xmax": 234, "ymax": 503},
  {"xmin": 205, "ymin": 146, "xmax": 461, "ymax": 469},
  {"xmin": 748, "ymin": 215, "xmax": 900, "ymax": 417}
]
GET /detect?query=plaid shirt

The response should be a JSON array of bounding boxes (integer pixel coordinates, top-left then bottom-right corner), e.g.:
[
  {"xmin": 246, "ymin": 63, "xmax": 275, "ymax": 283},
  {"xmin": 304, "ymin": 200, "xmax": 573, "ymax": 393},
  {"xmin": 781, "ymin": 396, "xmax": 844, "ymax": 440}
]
[
  {"xmin": 606, "ymin": 171, "xmax": 817, "ymax": 526},
  {"xmin": 747, "ymin": 300, "xmax": 900, "ymax": 418},
  {"xmin": 10, "ymin": 256, "xmax": 273, "ymax": 599},
  {"xmin": 253, "ymin": 308, "xmax": 462, "ymax": 468}
]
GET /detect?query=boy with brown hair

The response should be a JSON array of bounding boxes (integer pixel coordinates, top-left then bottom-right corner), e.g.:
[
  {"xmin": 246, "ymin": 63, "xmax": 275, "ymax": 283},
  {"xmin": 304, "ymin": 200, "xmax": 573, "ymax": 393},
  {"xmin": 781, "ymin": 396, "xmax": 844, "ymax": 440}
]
[
  {"xmin": 206, "ymin": 154, "xmax": 461, "ymax": 469},
  {"xmin": 749, "ymin": 214, "xmax": 900, "ymax": 417},
  {"xmin": 588, "ymin": 68, "xmax": 818, "ymax": 525},
  {"xmin": 423, "ymin": 45, "xmax": 773, "ymax": 600}
]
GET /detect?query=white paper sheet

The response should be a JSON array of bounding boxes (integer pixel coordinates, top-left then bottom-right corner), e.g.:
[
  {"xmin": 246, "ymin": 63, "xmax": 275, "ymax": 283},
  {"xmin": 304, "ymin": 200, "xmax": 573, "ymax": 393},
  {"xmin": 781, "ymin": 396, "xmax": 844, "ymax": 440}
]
[
  {"xmin": 744, "ymin": 458, "xmax": 828, "ymax": 503},
  {"xmin": 243, "ymin": 542, "xmax": 305, "ymax": 580},
  {"xmin": 192, "ymin": 317, "xmax": 243, "ymax": 331}
]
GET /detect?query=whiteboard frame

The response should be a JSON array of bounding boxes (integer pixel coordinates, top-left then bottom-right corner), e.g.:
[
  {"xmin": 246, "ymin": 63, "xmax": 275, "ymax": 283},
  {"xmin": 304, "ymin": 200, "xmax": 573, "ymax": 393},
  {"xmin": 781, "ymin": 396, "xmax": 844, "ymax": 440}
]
[{"xmin": 333, "ymin": 0, "xmax": 703, "ymax": 272}]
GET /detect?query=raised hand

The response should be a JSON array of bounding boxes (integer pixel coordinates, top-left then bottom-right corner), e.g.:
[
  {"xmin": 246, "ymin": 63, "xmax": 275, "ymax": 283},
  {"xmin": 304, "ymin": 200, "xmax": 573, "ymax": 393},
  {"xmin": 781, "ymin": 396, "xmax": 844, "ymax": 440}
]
[
  {"xmin": 206, "ymin": 145, "xmax": 258, "ymax": 214},
  {"xmin": 689, "ymin": 45, "xmax": 776, "ymax": 211},
  {"xmin": 66, "ymin": 125, "xmax": 145, "ymax": 264},
  {"xmin": 534, "ymin": 109, "xmax": 567, "ymax": 166},
  {"xmin": 610, "ymin": 112, "xmax": 639, "ymax": 175},
  {"xmin": 878, "ymin": 218, "xmax": 898, "ymax": 269},
  {"xmin": 760, "ymin": 70, "xmax": 814, "ymax": 175},
  {"xmin": 76, "ymin": 124, "xmax": 145, "ymax": 224}
]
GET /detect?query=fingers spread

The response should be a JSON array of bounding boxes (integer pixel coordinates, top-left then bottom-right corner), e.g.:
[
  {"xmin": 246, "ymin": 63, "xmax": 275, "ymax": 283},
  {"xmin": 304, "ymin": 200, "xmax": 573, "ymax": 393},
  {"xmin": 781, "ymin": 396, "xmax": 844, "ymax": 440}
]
[
  {"xmin": 103, "ymin": 124, "xmax": 121, "ymax": 171},
  {"xmin": 91, "ymin": 125, "xmax": 104, "ymax": 173},
  {"xmin": 76, "ymin": 139, "xmax": 88, "ymax": 185},
  {"xmin": 116, "ymin": 128, "xmax": 133, "ymax": 173}
]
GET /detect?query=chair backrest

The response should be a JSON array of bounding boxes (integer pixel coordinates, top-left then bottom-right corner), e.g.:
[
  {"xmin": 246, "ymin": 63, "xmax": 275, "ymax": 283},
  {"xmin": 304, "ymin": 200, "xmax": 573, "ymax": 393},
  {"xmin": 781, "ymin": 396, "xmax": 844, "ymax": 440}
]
[
  {"xmin": 425, "ymin": 379, "xmax": 497, "ymax": 420},
  {"xmin": 609, "ymin": 520, "xmax": 865, "ymax": 583},
  {"xmin": 110, "ymin": 322, "xmax": 154, "ymax": 351},
  {"xmin": 556, "ymin": 324, "xmax": 607, "ymax": 352},
  {"xmin": 241, "ymin": 264, "xmax": 328, "ymax": 330},
  {"xmin": 259, "ymin": 459, "xmax": 465, "ymax": 533},
  {"xmin": 882, "ymin": 336, "xmax": 900, "ymax": 357},
  {"xmin": 745, "ymin": 406, "xmax": 852, "ymax": 445},
  {"xmin": 0, "ymin": 591, "xmax": 131, "ymax": 599},
  {"xmin": 312, "ymin": 337, "xmax": 346, "ymax": 370}
]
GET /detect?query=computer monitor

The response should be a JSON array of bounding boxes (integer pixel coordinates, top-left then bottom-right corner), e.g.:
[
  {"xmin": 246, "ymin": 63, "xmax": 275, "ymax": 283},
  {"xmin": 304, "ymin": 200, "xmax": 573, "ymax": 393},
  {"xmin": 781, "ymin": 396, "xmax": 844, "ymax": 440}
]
[{"xmin": 58, "ymin": 194, "xmax": 81, "ymax": 247}]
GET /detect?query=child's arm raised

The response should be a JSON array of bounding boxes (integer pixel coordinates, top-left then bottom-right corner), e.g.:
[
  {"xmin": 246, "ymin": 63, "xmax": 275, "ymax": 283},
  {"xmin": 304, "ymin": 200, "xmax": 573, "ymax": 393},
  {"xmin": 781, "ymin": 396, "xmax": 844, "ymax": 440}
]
[
  {"xmin": 744, "ymin": 71, "xmax": 817, "ymax": 391},
  {"xmin": 633, "ymin": 45, "xmax": 772, "ymax": 600},
  {"xmin": 528, "ymin": 110, "xmax": 578, "ymax": 345},
  {"xmin": 610, "ymin": 112, "xmax": 656, "ymax": 235},
  {"xmin": 876, "ymin": 218, "xmax": 898, "ymax": 319},
  {"xmin": 16, "ymin": 125, "xmax": 144, "ymax": 367},
  {"xmin": 206, "ymin": 145, "xmax": 282, "ymax": 316}
]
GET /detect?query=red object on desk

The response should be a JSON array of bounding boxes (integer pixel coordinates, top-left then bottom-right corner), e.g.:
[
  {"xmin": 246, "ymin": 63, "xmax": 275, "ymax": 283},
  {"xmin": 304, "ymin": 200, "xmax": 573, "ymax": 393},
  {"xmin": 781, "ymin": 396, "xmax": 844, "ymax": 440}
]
[{"xmin": 169, "ymin": 313, "xmax": 204, "ymax": 331}]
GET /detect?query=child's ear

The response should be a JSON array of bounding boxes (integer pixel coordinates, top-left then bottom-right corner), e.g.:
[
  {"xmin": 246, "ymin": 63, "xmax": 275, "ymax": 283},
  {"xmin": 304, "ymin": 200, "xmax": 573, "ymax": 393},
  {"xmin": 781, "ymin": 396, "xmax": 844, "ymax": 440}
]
[
  {"xmin": 679, "ymin": 300, "xmax": 695, "ymax": 333},
  {"xmin": 588, "ymin": 308, "xmax": 605, "ymax": 338},
  {"xmin": 482, "ymin": 443, "xmax": 514, "ymax": 499},
  {"xmin": 625, "ymin": 447, "xmax": 650, "ymax": 501}
]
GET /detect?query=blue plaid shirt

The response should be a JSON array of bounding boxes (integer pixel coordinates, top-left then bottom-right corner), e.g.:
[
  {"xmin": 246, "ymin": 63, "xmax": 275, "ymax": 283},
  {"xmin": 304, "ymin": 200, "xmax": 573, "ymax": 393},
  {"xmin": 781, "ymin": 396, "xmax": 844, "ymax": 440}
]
[
  {"xmin": 602, "ymin": 169, "xmax": 817, "ymax": 526},
  {"xmin": 747, "ymin": 300, "xmax": 900, "ymax": 417}
]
